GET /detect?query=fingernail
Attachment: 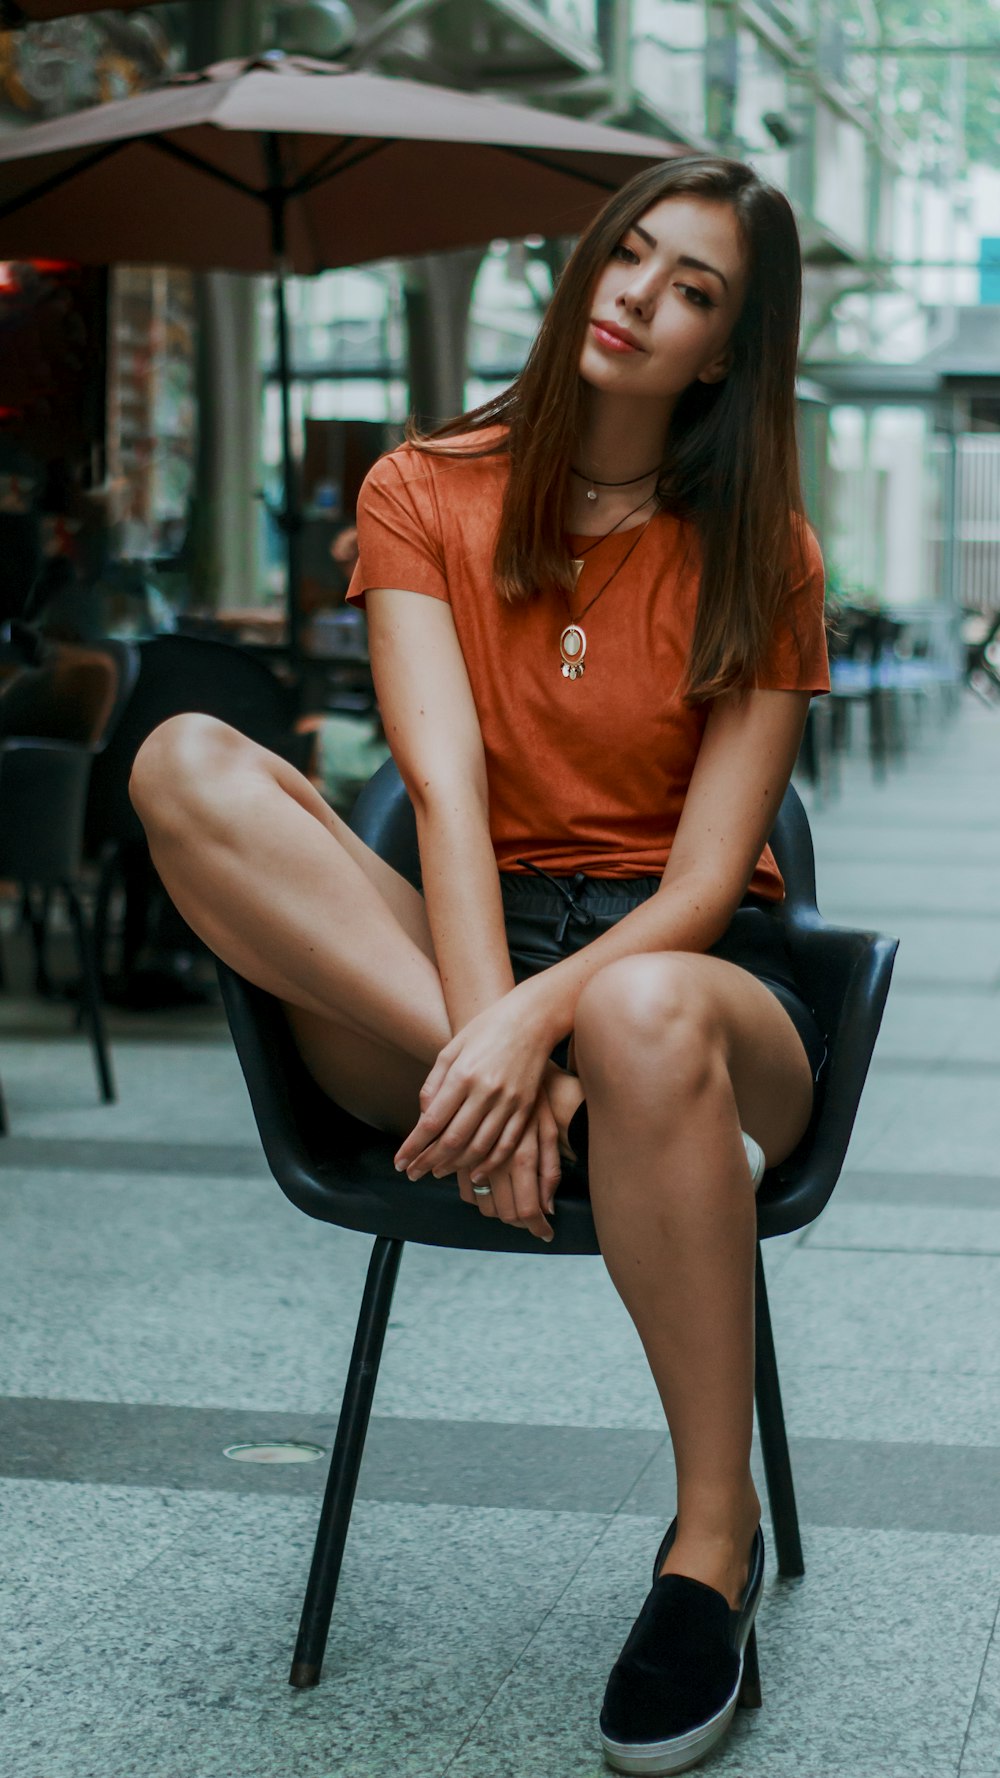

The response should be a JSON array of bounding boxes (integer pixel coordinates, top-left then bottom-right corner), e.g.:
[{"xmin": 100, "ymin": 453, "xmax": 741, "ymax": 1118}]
[
  {"xmin": 542, "ymin": 1231, "xmax": 554, "ymax": 1244},
  {"xmin": 469, "ymin": 1174, "xmax": 483, "ymax": 1186}
]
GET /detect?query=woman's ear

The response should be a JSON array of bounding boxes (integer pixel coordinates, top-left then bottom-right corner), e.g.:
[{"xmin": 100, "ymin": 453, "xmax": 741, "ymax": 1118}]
[{"xmin": 698, "ymin": 348, "xmax": 733, "ymax": 386}]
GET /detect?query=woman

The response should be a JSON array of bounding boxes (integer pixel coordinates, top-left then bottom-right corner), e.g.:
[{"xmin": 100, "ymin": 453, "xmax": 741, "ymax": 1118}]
[{"xmin": 131, "ymin": 154, "xmax": 828, "ymax": 1775}]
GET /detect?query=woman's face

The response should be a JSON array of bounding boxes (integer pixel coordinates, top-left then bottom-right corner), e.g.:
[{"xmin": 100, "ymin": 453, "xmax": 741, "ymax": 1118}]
[{"xmin": 579, "ymin": 194, "xmax": 749, "ymax": 401}]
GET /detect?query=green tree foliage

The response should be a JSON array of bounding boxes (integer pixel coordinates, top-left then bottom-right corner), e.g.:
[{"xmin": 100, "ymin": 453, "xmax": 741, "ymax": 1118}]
[{"xmin": 871, "ymin": 0, "xmax": 1000, "ymax": 169}]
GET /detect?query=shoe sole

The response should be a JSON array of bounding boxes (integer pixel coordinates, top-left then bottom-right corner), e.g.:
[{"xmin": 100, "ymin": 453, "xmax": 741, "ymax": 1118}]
[{"xmin": 599, "ymin": 1661, "xmax": 745, "ymax": 1775}]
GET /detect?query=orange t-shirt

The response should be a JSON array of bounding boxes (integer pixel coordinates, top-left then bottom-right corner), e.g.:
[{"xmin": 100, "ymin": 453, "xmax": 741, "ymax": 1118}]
[{"xmin": 347, "ymin": 440, "xmax": 829, "ymax": 900}]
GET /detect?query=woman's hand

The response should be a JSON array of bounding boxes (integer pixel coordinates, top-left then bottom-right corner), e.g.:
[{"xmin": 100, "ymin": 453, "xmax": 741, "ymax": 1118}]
[
  {"xmin": 457, "ymin": 1091, "xmax": 562, "ymax": 1243},
  {"xmin": 394, "ymin": 984, "xmax": 554, "ymax": 1182}
]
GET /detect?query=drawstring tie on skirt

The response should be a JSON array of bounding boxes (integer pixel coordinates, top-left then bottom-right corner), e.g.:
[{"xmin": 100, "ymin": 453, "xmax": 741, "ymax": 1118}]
[{"xmin": 514, "ymin": 859, "xmax": 597, "ymax": 945}]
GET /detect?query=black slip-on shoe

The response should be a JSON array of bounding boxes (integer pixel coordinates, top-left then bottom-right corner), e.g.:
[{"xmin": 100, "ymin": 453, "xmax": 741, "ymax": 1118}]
[{"xmin": 599, "ymin": 1521, "xmax": 765, "ymax": 1776}]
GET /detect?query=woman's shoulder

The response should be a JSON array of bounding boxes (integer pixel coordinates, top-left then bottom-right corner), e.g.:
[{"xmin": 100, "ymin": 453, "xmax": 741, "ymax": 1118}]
[{"xmin": 364, "ymin": 426, "xmax": 509, "ymax": 493}]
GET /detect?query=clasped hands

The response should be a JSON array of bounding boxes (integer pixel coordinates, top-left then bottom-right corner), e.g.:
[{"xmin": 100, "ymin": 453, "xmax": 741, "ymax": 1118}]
[{"xmin": 393, "ymin": 985, "xmax": 577, "ymax": 1244}]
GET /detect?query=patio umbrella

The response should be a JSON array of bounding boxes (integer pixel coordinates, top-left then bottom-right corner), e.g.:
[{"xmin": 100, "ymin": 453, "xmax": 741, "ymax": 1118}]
[
  {"xmin": 0, "ymin": 54, "xmax": 673, "ymax": 662},
  {"xmin": 1, "ymin": 2, "xmax": 160, "ymax": 16}
]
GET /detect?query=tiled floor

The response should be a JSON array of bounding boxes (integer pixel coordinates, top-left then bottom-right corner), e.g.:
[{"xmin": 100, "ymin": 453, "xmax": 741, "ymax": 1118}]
[{"xmin": 3, "ymin": 694, "xmax": 1000, "ymax": 1777}]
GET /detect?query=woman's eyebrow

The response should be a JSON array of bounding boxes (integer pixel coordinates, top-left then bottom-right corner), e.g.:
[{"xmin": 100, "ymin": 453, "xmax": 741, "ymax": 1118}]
[{"xmin": 629, "ymin": 223, "xmax": 730, "ymax": 292}]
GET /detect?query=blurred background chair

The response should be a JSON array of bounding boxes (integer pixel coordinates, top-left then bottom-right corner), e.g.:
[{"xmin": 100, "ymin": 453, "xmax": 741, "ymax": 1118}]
[
  {"xmin": 0, "ymin": 637, "xmax": 138, "ymax": 997},
  {"xmin": 0, "ymin": 637, "xmax": 140, "ymax": 1128},
  {"xmin": 216, "ymin": 759, "xmax": 898, "ymax": 1689},
  {"xmin": 0, "ymin": 732, "xmax": 115, "ymax": 1132},
  {"xmin": 83, "ymin": 632, "xmax": 313, "ymax": 1006}
]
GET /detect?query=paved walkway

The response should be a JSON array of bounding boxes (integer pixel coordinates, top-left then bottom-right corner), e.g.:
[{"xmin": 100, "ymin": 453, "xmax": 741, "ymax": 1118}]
[{"xmin": 2, "ymin": 692, "xmax": 1000, "ymax": 1778}]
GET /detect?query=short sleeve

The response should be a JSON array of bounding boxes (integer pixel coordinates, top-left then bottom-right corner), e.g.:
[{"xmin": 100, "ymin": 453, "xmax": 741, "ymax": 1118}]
[
  {"xmin": 346, "ymin": 449, "xmax": 449, "ymax": 610},
  {"xmin": 755, "ymin": 518, "xmax": 830, "ymax": 694}
]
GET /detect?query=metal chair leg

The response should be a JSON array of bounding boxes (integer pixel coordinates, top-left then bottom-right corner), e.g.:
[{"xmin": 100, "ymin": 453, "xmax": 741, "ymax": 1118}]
[
  {"xmin": 26, "ymin": 886, "xmax": 54, "ymax": 997},
  {"xmin": 63, "ymin": 883, "xmax": 116, "ymax": 1104},
  {"xmin": 754, "ymin": 1243, "xmax": 804, "ymax": 1578},
  {"xmin": 290, "ymin": 1234, "xmax": 404, "ymax": 1689}
]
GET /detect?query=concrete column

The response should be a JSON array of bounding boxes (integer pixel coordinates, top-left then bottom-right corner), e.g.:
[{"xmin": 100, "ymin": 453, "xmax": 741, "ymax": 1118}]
[
  {"xmin": 404, "ymin": 249, "xmax": 486, "ymax": 428},
  {"xmin": 186, "ymin": 0, "xmax": 267, "ymax": 605}
]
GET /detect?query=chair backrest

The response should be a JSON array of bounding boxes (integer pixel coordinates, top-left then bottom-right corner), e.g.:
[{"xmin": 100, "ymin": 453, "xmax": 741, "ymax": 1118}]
[
  {"xmin": 0, "ymin": 640, "xmax": 138, "ymax": 748},
  {"xmin": 349, "ymin": 758, "xmax": 821, "ymax": 914},
  {"xmin": 0, "ymin": 737, "xmax": 92, "ymax": 884},
  {"xmin": 84, "ymin": 633, "xmax": 305, "ymax": 856},
  {"xmin": 219, "ymin": 756, "xmax": 896, "ymax": 1249}
]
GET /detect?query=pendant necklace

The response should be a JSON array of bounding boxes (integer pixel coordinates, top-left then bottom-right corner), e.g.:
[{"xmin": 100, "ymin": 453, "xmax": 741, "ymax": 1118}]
[{"xmin": 560, "ymin": 495, "xmax": 655, "ymax": 680}]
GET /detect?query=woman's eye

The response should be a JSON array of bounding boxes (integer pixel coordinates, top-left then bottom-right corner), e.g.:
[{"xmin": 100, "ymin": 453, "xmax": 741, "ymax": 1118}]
[
  {"xmin": 679, "ymin": 284, "xmax": 713, "ymax": 309},
  {"xmin": 611, "ymin": 242, "xmax": 639, "ymax": 264}
]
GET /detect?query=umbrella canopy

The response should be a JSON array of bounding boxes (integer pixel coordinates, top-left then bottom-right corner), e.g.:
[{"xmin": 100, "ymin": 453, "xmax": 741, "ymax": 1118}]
[
  {"xmin": 0, "ymin": 55, "xmax": 673, "ymax": 268},
  {"xmin": 0, "ymin": 55, "xmax": 675, "ymax": 663},
  {"xmin": 2, "ymin": 1, "xmax": 160, "ymax": 16}
]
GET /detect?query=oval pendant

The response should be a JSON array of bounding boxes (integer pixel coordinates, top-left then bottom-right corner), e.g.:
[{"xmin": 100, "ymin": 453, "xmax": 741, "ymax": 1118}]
[{"xmin": 559, "ymin": 624, "xmax": 587, "ymax": 679}]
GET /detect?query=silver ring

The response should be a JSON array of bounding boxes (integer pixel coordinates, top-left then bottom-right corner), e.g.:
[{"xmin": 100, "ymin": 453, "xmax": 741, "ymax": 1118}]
[{"xmin": 471, "ymin": 1182, "xmax": 493, "ymax": 1197}]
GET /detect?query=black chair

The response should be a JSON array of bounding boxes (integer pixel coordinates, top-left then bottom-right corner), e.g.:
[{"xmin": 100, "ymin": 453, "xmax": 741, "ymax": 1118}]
[
  {"xmin": 0, "ymin": 637, "xmax": 139, "ymax": 1000},
  {"xmin": 84, "ymin": 633, "xmax": 311, "ymax": 992},
  {"xmin": 217, "ymin": 760, "xmax": 898, "ymax": 1688},
  {"xmin": 0, "ymin": 736, "xmax": 114, "ymax": 1132}
]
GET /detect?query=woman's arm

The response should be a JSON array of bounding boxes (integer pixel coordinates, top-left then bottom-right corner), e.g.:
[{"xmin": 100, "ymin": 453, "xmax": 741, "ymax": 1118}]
[
  {"xmin": 367, "ymin": 584, "xmax": 514, "ymax": 1029},
  {"xmin": 367, "ymin": 586, "xmax": 562, "ymax": 1218}
]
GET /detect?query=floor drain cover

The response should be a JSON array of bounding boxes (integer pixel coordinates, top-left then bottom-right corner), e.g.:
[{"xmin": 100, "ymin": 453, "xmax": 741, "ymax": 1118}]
[{"xmin": 223, "ymin": 1441, "xmax": 326, "ymax": 1464}]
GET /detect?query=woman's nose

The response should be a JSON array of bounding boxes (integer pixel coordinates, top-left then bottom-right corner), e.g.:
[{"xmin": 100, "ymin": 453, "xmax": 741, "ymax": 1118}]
[{"xmin": 618, "ymin": 273, "xmax": 658, "ymax": 318}]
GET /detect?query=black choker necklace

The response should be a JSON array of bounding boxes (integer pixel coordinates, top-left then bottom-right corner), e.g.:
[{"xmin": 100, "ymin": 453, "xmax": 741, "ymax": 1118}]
[{"xmin": 571, "ymin": 462, "xmax": 662, "ymax": 503}]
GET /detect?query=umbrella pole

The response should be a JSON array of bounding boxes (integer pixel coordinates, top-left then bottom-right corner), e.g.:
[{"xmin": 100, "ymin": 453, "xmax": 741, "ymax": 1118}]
[
  {"xmin": 273, "ymin": 263, "xmax": 302, "ymax": 677},
  {"xmin": 266, "ymin": 135, "xmax": 302, "ymax": 682}
]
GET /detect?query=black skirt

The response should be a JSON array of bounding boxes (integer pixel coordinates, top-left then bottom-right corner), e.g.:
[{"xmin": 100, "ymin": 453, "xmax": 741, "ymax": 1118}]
[{"xmin": 500, "ymin": 869, "xmax": 827, "ymax": 1086}]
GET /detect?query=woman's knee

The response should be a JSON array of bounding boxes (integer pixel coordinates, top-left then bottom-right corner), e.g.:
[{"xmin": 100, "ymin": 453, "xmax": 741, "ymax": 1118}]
[
  {"xmin": 574, "ymin": 955, "xmax": 727, "ymax": 1104},
  {"xmin": 129, "ymin": 713, "xmax": 252, "ymax": 834}
]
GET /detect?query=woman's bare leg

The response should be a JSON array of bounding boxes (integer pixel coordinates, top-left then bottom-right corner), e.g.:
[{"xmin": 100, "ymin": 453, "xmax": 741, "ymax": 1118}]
[
  {"xmin": 130, "ymin": 714, "xmax": 451, "ymax": 1132},
  {"xmin": 573, "ymin": 950, "xmax": 814, "ymax": 1608}
]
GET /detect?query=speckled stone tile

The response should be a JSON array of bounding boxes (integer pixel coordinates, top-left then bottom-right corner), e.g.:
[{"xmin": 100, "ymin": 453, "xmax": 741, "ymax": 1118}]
[
  {"xmin": 0, "ymin": 1480, "xmax": 223, "ymax": 1678},
  {"xmin": 0, "ymin": 1166, "xmax": 374, "ymax": 1410},
  {"xmin": 867, "ymin": 991, "xmax": 978, "ymax": 1066},
  {"xmin": 958, "ymin": 1609, "xmax": 1000, "ymax": 1776},
  {"xmin": 812, "ymin": 822, "xmax": 1000, "ymax": 870},
  {"xmin": 804, "ymin": 1200, "xmax": 1000, "ymax": 1256},
  {"xmin": 768, "ymin": 1247, "xmax": 1000, "ymax": 1376},
  {"xmin": 369, "ymin": 1248, "xmax": 666, "ymax": 1430},
  {"xmin": 815, "ymin": 859, "xmax": 1000, "ymax": 921},
  {"xmin": 446, "ymin": 1519, "xmax": 1000, "ymax": 1778},
  {"xmin": 778, "ymin": 1365, "xmax": 1000, "ymax": 1449},
  {"xmin": 853, "ymin": 1073, "xmax": 1000, "ymax": 1178},
  {"xmin": 0, "ymin": 1496, "xmax": 608, "ymax": 1778},
  {"xmin": 0, "ymin": 1035, "xmax": 256, "ymax": 1143}
]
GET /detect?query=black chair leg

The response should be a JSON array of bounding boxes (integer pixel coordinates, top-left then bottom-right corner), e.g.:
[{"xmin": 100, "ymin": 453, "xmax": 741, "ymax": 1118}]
[
  {"xmin": 63, "ymin": 883, "xmax": 116, "ymax": 1104},
  {"xmin": 26, "ymin": 886, "xmax": 54, "ymax": 997},
  {"xmin": 754, "ymin": 1244, "xmax": 804, "ymax": 1578},
  {"xmin": 290, "ymin": 1234, "xmax": 404, "ymax": 1689}
]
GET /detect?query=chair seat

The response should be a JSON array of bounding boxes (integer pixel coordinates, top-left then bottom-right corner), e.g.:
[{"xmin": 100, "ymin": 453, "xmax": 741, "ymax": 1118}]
[{"xmin": 221, "ymin": 972, "xmax": 603, "ymax": 1254}]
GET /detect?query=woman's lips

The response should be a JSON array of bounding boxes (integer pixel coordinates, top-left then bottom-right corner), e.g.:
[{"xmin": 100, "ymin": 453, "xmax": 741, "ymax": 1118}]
[{"xmin": 590, "ymin": 320, "xmax": 643, "ymax": 353}]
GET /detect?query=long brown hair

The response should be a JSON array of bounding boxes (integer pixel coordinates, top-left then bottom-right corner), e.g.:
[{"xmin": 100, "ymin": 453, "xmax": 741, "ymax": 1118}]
[{"xmin": 408, "ymin": 155, "xmax": 808, "ymax": 702}]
